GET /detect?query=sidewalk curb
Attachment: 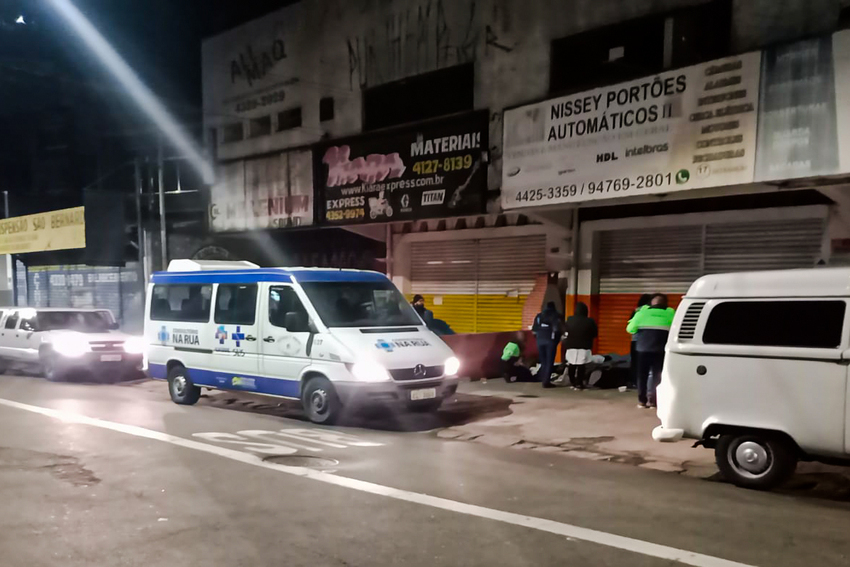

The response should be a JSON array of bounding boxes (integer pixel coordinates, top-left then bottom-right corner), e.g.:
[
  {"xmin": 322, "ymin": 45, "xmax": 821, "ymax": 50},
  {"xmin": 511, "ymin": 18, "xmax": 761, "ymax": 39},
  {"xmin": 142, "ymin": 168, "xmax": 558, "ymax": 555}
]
[{"xmin": 436, "ymin": 424, "xmax": 718, "ymax": 478}]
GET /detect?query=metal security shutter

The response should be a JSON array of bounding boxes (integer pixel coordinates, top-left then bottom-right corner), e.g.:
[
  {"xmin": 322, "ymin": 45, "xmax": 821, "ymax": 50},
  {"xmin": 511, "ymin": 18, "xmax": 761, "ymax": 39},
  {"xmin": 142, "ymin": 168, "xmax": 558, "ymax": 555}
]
[
  {"xmin": 411, "ymin": 240, "xmax": 477, "ymax": 295},
  {"xmin": 476, "ymin": 236, "xmax": 546, "ymax": 332},
  {"xmin": 410, "ymin": 235, "xmax": 547, "ymax": 333},
  {"xmin": 704, "ymin": 218, "xmax": 824, "ymax": 273},
  {"xmin": 599, "ymin": 226, "xmax": 703, "ymax": 294}
]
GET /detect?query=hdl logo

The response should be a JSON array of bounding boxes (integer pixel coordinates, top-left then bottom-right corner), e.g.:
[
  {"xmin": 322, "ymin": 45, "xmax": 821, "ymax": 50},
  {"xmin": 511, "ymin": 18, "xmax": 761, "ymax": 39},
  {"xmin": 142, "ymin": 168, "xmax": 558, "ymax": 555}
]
[
  {"xmin": 157, "ymin": 326, "xmax": 169, "ymax": 345},
  {"xmin": 375, "ymin": 339, "xmax": 394, "ymax": 352},
  {"xmin": 215, "ymin": 326, "xmax": 228, "ymax": 344}
]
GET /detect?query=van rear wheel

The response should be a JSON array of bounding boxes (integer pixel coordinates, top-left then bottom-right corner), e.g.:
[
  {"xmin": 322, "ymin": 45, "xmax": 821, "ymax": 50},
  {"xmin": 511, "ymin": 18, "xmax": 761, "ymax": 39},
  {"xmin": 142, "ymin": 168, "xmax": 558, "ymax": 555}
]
[
  {"xmin": 301, "ymin": 376, "xmax": 341, "ymax": 425},
  {"xmin": 168, "ymin": 365, "xmax": 200, "ymax": 405},
  {"xmin": 715, "ymin": 432, "xmax": 797, "ymax": 490}
]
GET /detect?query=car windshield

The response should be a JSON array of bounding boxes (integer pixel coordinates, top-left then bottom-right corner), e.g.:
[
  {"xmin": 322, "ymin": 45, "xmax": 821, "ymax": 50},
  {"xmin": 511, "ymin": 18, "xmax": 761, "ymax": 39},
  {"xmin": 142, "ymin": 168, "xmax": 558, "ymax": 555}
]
[
  {"xmin": 300, "ymin": 281, "xmax": 422, "ymax": 328},
  {"xmin": 37, "ymin": 311, "xmax": 114, "ymax": 333}
]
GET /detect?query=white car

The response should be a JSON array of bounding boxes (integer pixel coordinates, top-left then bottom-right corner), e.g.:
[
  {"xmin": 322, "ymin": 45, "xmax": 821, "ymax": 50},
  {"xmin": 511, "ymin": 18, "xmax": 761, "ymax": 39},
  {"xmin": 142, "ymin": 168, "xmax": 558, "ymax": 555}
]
[{"xmin": 0, "ymin": 308, "xmax": 145, "ymax": 380}]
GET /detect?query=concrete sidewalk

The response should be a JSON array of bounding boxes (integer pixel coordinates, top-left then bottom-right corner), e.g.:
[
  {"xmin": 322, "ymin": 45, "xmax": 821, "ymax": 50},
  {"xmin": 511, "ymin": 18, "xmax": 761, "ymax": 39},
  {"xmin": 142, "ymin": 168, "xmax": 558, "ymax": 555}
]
[
  {"xmin": 441, "ymin": 380, "xmax": 850, "ymax": 496},
  {"xmin": 441, "ymin": 380, "xmax": 717, "ymax": 476}
]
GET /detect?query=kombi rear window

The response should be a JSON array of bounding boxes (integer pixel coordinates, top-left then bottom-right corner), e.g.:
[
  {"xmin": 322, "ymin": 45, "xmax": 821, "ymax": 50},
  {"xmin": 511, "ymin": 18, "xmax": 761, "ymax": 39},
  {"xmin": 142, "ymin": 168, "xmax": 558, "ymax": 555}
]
[{"xmin": 702, "ymin": 300, "xmax": 845, "ymax": 349}]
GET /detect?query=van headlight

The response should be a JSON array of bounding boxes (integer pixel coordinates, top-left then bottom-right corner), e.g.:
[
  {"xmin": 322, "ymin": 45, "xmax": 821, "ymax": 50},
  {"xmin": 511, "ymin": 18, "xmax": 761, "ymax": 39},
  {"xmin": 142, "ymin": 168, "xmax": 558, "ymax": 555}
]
[
  {"xmin": 123, "ymin": 337, "xmax": 146, "ymax": 355},
  {"xmin": 350, "ymin": 360, "xmax": 391, "ymax": 382},
  {"xmin": 444, "ymin": 356, "xmax": 460, "ymax": 376},
  {"xmin": 53, "ymin": 335, "xmax": 91, "ymax": 358}
]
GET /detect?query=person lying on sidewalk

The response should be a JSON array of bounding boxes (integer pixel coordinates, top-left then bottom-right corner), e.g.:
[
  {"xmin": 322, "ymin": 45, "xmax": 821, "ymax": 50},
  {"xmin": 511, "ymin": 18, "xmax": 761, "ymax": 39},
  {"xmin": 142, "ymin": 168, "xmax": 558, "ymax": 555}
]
[{"xmin": 501, "ymin": 332, "xmax": 534, "ymax": 383}]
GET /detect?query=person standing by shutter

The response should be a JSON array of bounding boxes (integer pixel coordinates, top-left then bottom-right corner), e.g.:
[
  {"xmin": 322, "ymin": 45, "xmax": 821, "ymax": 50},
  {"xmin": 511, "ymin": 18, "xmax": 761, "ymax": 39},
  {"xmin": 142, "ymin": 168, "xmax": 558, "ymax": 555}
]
[
  {"xmin": 562, "ymin": 302, "xmax": 598, "ymax": 390},
  {"xmin": 627, "ymin": 294, "xmax": 675, "ymax": 408},
  {"xmin": 533, "ymin": 302, "xmax": 563, "ymax": 389},
  {"xmin": 628, "ymin": 294, "xmax": 653, "ymax": 389}
]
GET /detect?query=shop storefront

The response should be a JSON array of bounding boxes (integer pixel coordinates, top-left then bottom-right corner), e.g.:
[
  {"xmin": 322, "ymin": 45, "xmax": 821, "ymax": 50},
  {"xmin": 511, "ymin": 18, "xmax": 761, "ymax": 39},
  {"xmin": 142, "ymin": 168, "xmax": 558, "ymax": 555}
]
[{"xmin": 501, "ymin": 31, "xmax": 850, "ymax": 354}]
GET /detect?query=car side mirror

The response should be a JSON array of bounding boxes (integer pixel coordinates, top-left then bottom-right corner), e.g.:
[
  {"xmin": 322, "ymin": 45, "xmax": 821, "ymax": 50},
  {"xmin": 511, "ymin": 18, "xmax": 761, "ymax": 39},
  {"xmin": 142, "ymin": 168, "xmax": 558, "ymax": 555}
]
[
  {"xmin": 284, "ymin": 311, "xmax": 310, "ymax": 333},
  {"xmin": 109, "ymin": 322, "xmax": 120, "ymax": 330}
]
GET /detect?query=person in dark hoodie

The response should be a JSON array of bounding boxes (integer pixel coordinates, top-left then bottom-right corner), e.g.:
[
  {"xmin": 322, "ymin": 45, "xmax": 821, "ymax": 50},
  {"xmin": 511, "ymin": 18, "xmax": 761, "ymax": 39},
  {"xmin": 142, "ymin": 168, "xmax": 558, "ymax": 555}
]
[
  {"xmin": 561, "ymin": 302, "xmax": 598, "ymax": 390},
  {"xmin": 627, "ymin": 293, "xmax": 675, "ymax": 409},
  {"xmin": 532, "ymin": 301, "xmax": 564, "ymax": 388}
]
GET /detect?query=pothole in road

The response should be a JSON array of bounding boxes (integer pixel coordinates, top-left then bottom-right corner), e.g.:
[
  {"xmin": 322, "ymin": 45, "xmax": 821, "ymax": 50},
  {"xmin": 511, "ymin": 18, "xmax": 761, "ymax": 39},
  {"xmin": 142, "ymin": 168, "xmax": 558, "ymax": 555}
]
[{"xmin": 262, "ymin": 455, "xmax": 340, "ymax": 468}]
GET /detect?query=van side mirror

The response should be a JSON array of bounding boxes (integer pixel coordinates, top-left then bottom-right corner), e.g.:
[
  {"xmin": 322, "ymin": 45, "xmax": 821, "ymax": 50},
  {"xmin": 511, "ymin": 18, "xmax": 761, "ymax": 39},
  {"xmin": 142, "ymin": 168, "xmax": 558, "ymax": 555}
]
[
  {"xmin": 284, "ymin": 311, "xmax": 310, "ymax": 333},
  {"xmin": 109, "ymin": 322, "xmax": 120, "ymax": 330}
]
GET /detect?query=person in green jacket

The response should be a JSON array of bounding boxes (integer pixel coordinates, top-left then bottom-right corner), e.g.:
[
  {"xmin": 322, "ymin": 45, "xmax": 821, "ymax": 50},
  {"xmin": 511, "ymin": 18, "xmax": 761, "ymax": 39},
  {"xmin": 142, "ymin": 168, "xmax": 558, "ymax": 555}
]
[
  {"xmin": 501, "ymin": 332, "xmax": 532, "ymax": 383},
  {"xmin": 627, "ymin": 294, "xmax": 675, "ymax": 409}
]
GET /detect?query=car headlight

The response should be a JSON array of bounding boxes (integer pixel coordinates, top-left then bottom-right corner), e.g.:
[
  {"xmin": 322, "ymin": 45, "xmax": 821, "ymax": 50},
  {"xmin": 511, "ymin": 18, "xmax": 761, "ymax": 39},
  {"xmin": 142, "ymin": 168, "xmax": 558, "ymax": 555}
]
[
  {"xmin": 53, "ymin": 335, "xmax": 91, "ymax": 358},
  {"xmin": 444, "ymin": 356, "xmax": 460, "ymax": 376},
  {"xmin": 123, "ymin": 337, "xmax": 146, "ymax": 355},
  {"xmin": 350, "ymin": 360, "xmax": 391, "ymax": 382}
]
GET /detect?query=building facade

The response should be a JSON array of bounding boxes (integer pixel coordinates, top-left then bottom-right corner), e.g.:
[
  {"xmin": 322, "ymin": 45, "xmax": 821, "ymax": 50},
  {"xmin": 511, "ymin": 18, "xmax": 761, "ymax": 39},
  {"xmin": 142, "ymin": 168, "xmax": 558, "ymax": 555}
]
[{"xmin": 202, "ymin": 0, "xmax": 850, "ymax": 341}]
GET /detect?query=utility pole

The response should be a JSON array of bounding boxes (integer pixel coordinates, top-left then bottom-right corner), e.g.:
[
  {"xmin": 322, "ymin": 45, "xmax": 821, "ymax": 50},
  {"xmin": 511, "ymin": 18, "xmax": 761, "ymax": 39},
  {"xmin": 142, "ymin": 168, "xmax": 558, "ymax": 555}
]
[{"xmin": 157, "ymin": 137, "xmax": 167, "ymax": 271}]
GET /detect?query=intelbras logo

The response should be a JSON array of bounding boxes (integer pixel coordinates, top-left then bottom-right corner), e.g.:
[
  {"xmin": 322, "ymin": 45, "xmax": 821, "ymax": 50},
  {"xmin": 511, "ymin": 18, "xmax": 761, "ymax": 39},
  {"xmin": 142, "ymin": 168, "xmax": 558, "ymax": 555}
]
[{"xmin": 626, "ymin": 143, "xmax": 669, "ymax": 158}]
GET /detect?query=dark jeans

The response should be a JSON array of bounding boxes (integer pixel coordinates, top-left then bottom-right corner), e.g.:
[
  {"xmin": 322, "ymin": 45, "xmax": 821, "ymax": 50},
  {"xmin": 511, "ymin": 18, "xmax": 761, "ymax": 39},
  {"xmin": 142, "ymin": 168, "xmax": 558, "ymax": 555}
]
[
  {"xmin": 537, "ymin": 341, "xmax": 557, "ymax": 386},
  {"xmin": 567, "ymin": 364, "xmax": 586, "ymax": 388},
  {"xmin": 636, "ymin": 350, "xmax": 664, "ymax": 405},
  {"xmin": 502, "ymin": 358, "xmax": 534, "ymax": 382},
  {"xmin": 628, "ymin": 341, "xmax": 639, "ymax": 388}
]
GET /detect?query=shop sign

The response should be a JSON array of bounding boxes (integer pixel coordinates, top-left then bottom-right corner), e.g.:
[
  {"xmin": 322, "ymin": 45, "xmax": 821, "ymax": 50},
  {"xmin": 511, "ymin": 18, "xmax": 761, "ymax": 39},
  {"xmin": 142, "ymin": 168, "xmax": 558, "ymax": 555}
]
[
  {"xmin": 209, "ymin": 150, "xmax": 314, "ymax": 231},
  {"xmin": 0, "ymin": 207, "xmax": 85, "ymax": 255},
  {"xmin": 502, "ymin": 52, "xmax": 762, "ymax": 208},
  {"xmin": 314, "ymin": 112, "xmax": 488, "ymax": 226}
]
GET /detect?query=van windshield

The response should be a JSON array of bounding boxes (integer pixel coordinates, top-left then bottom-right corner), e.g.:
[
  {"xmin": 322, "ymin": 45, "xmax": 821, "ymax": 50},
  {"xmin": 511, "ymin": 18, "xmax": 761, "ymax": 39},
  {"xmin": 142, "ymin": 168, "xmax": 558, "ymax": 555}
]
[
  {"xmin": 37, "ymin": 311, "xmax": 114, "ymax": 333},
  {"xmin": 300, "ymin": 281, "xmax": 422, "ymax": 328}
]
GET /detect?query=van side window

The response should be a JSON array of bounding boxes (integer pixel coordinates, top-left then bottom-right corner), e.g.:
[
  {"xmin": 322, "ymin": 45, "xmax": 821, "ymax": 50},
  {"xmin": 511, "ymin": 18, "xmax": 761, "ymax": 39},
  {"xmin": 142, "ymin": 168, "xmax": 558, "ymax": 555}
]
[
  {"xmin": 150, "ymin": 284, "xmax": 212, "ymax": 322},
  {"xmin": 215, "ymin": 284, "xmax": 258, "ymax": 325},
  {"xmin": 4, "ymin": 312, "xmax": 19, "ymax": 330},
  {"xmin": 269, "ymin": 286, "xmax": 308, "ymax": 328},
  {"xmin": 703, "ymin": 300, "xmax": 846, "ymax": 348}
]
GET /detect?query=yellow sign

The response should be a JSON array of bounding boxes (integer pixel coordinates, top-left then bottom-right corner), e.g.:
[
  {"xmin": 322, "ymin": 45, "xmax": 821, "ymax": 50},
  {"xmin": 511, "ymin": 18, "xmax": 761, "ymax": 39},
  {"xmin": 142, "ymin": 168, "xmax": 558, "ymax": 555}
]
[{"xmin": 0, "ymin": 207, "xmax": 86, "ymax": 255}]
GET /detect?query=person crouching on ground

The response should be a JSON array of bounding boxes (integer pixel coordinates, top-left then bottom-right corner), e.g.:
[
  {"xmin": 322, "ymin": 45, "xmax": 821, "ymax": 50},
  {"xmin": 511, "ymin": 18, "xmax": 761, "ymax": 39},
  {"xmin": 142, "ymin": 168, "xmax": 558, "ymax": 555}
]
[
  {"xmin": 562, "ymin": 302, "xmax": 598, "ymax": 390},
  {"xmin": 626, "ymin": 293, "xmax": 675, "ymax": 409},
  {"xmin": 501, "ymin": 332, "xmax": 533, "ymax": 383}
]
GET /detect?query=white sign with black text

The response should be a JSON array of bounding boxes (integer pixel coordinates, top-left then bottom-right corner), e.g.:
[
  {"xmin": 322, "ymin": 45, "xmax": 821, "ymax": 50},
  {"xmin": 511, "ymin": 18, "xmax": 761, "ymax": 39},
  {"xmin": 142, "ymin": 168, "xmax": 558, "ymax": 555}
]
[{"xmin": 502, "ymin": 52, "xmax": 762, "ymax": 208}]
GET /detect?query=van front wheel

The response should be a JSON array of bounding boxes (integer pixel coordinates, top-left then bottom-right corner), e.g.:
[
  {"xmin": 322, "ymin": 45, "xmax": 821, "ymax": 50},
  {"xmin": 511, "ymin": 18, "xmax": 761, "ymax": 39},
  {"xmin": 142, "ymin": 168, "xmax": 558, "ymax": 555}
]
[
  {"xmin": 301, "ymin": 377, "xmax": 341, "ymax": 425},
  {"xmin": 715, "ymin": 433, "xmax": 797, "ymax": 490},
  {"xmin": 168, "ymin": 365, "xmax": 200, "ymax": 405}
]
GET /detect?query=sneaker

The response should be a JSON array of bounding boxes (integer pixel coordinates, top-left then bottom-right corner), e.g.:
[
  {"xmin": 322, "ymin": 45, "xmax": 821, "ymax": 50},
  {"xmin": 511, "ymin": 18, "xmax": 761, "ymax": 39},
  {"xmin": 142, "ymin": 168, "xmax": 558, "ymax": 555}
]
[
  {"xmin": 647, "ymin": 403, "xmax": 657, "ymax": 409},
  {"xmin": 637, "ymin": 403, "xmax": 647, "ymax": 409}
]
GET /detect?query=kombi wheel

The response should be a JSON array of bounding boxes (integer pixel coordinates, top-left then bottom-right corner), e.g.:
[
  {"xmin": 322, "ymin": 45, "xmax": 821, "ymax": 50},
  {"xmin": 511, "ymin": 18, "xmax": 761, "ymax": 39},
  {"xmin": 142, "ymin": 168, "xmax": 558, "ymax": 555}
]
[
  {"xmin": 715, "ymin": 432, "xmax": 797, "ymax": 490},
  {"xmin": 168, "ymin": 365, "xmax": 201, "ymax": 405},
  {"xmin": 301, "ymin": 376, "xmax": 341, "ymax": 424}
]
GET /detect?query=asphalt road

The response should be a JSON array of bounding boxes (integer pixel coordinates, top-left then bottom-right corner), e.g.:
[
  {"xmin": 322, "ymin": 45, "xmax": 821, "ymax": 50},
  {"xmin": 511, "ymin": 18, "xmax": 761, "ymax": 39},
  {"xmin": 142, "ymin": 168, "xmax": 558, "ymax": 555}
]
[{"xmin": 0, "ymin": 374, "xmax": 848, "ymax": 567}]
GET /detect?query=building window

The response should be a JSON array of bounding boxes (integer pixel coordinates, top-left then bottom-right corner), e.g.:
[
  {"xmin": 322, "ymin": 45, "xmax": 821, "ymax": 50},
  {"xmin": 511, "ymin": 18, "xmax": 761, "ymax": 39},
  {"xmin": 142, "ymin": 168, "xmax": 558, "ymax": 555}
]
[
  {"xmin": 221, "ymin": 122, "xmax": 244, "ymax": 143},
  {"xmin": 320, "ymin": 97, "xmax": 335, "ymax": 122},
  {"xmin": 702, "ymin": 300, "xmax": 845, "ymax": 349},
  {"xmin": 277, "ymin": 107, "xmax": 302, "ymax": 131},
  {"xmin": 249, "ymin": 116, "xmax": 271, "ymax": 138},
  {"xmin": 363, "ymin": 63, "xmax": 474, "ymax": 131},
  {"xmin": 549, "ymin": 0, "xmax": 731, "ymax": 95}
]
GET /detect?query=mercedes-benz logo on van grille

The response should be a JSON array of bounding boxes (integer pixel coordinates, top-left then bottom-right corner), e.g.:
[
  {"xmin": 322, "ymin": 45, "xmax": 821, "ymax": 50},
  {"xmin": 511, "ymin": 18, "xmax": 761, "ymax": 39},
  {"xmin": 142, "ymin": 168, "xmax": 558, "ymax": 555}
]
[{"xmin": 413, "ymin": 364, "xmax": 426, "ymax": 378}]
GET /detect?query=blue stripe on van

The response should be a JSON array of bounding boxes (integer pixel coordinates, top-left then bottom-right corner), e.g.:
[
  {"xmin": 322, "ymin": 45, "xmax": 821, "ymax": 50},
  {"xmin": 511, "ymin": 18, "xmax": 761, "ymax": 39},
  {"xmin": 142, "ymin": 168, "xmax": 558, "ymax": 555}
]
[
  {"xmin": 148, "ymin": 363, "xmax": 300, "ymax": 398},
  {"xmin": 151, "ymin": 269, "xmax": 389, "ymax": 285}
]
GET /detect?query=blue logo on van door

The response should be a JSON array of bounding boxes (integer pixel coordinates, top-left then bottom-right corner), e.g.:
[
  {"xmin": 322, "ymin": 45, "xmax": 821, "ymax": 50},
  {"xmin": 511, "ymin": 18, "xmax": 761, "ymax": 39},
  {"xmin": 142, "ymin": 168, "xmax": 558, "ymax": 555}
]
[
  {"xmin": 215, "ymin": 326, "xmax": 228, "ymax": 344},
  {"xmin": 231, "ymin": 326, "xmax": 245, "ymax": 347},
  {"xmin": 376, "ymin": 339, "xmax": 394, "ymax": 352},
  {"xmin": 158, "ymin": 326, "xmax": 169, "ymax": 345}
]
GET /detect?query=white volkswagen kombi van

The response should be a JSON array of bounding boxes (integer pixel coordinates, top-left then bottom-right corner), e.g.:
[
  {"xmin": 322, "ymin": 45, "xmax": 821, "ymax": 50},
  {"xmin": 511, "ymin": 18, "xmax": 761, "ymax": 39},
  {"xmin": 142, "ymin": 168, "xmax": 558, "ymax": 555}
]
[
  {"xmin": 654, "ymin": 268, "xmax": 850, "ymax": 489},
  {"xmin": 144, "ymin": 260, "xmax": 460, "ymax": 424}
]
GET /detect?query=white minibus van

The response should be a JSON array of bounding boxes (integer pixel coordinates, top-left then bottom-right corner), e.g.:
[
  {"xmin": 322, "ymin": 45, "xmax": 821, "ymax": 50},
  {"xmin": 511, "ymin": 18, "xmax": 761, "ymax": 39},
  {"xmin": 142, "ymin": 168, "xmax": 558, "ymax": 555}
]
[
  {"xmin": 654, "ymin": 268, "xmax": 850, "ymax": 489},
  {"xmin": 144, "ymin": 260, "xmax": 460, "ymax": 424}
]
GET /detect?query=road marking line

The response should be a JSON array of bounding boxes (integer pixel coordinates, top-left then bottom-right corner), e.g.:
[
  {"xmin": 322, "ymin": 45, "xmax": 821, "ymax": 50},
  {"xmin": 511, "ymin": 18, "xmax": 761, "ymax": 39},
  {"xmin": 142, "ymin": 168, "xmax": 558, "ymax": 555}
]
[{"xmin": 0, "ymin": 397, "xmax": 754, "ymax": 567}]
